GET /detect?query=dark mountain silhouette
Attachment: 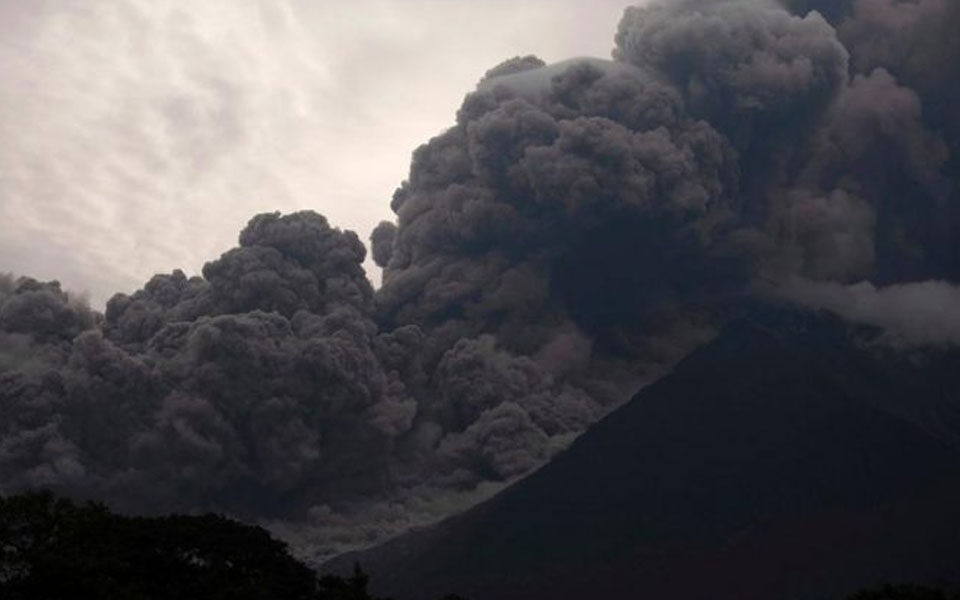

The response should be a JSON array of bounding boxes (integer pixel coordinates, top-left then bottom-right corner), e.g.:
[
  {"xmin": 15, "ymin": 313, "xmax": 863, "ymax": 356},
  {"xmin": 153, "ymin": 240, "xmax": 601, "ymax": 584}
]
[{"xmin": 327, "ymin": 306, "xmax": 960, "ymax": 600}]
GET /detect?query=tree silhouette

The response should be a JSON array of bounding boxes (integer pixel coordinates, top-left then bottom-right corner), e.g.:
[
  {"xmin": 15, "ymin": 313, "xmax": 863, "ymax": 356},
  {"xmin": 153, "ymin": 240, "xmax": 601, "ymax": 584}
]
[
  {"xmin": 0, "ymin": 491, "xmax": 318, "ymax": 599},
  {"xmin": 0, "ymin": 491, "xmax": 467, "ymax": 600},
  {"xmin": 849, "ymin": 584, "xmax": 960, "ymax": 600}
]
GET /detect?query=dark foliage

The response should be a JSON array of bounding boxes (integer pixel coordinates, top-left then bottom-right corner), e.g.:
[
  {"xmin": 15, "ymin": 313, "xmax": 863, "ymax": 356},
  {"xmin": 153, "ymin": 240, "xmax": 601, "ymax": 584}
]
[
  {"xmin": 0, "ymin": 491, "xmax": 436, "ymax": 600},
  {"xmin": 849, "ymin": 584, "xmax": 960, "ymax": 600},
  {"xmin": 0, "ymin": 491, "xmax": 317, "ymax": 599},
  {"xmin": 316, "ymin": 565, "xmax": 386, "ymax": 600}
]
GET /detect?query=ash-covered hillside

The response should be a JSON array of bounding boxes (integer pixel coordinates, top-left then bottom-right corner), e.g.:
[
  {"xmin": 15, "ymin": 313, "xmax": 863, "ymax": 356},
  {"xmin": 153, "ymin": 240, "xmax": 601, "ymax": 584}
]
[{"xmin": 328, "ymin": 305, "xmax": 960, "ymax": 600}]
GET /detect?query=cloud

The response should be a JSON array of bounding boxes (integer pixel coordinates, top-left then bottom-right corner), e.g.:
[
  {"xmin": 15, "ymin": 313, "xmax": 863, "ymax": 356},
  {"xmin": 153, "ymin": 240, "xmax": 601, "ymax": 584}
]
[
  {"xmin": 0, "ymin": 0, "xmax": 637, "ymax": 306},
  {"xmin": 778, "ymin": 279, "xmax": 960, "ymax": 346},
  {"xmin": 2, "ymin": 0, "xmax": 959, "ymax": 563}
]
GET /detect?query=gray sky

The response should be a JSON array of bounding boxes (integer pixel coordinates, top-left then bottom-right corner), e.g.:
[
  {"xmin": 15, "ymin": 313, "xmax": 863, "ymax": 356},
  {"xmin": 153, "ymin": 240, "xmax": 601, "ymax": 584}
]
[{"xmin": 0, "ymin": 0, "xmax": 635, "ymax": 306}]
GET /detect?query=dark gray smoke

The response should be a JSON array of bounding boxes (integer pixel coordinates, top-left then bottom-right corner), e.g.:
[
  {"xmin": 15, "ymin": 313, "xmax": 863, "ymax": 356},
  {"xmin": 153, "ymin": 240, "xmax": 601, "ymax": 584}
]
[
  {"xmin": 2, "ymin": 0, "xmax": 959, "ymax": 561},
  {"xmin": 782, "ymin": 0, "xmax": 960, "ymax": 279},
  {"xmin": 2, "ymin": 214, "xmax": 413, "ymax": 516}
]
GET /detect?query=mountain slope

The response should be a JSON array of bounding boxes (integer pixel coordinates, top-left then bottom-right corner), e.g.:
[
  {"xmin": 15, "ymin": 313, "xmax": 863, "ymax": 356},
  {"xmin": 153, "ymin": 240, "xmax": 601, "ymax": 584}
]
[{"xmin": 327, "ymin": 307, "xmax": 960, "ymax": 600}]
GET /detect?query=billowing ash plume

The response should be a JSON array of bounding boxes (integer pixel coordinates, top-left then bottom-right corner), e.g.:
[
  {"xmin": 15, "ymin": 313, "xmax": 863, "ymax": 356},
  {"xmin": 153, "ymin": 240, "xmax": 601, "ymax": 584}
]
[
  {"xmin": 2, "ymin": 0, "xmax": 959, "ymax": 561},
  {"xmin": 787, "ymin": 0, "xmax": 960, "ymax": 281},
  {"xmin": 2, "ymin": 214, "xmax": 415, "ymax": 516}
]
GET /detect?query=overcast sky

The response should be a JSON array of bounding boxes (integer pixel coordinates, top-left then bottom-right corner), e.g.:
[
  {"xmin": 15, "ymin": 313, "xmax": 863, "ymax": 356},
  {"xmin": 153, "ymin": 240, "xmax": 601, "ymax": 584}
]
[{"xmin": 0, "ymin": 0, "xmax": 635, "ymax": 306}]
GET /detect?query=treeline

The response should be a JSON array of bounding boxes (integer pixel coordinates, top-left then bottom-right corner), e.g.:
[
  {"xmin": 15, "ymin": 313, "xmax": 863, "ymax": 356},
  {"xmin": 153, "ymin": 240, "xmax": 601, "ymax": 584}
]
[
  {"xmin": 0, "ymin": 491, "xmax": 952, "ymax": 600},
  {"xmin": 0, "ymin": 491, "xmax": 464, "ymax": 600},
  {"xmin": 851, "ymin": 586, "xmax": 960, "ymax": 600}
]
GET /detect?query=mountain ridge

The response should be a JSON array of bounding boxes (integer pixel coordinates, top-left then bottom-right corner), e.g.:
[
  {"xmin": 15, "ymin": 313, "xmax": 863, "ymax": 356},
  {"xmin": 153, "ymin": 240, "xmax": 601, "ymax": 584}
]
[{"xmin": 326, "ymin": 306, "xmax": 960, "ymax": 599}]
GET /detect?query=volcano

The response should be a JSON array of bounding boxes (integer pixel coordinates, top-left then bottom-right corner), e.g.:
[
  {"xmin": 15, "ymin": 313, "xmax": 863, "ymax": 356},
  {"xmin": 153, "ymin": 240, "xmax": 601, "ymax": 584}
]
[{"xmin": 328, "ymin": 305, "xmax": 960, "ymax": 600}]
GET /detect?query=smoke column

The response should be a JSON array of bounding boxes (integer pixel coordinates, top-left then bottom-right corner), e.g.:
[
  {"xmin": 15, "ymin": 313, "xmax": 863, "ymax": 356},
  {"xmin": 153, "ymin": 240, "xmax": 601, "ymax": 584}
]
[{"xmin": 2, "ymin": 0, "xmax": 958, "ymax": 560}]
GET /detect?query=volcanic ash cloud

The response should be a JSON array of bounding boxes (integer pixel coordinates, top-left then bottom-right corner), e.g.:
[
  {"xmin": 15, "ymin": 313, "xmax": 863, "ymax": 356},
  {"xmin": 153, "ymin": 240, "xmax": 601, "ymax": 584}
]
[{"xmin": 2, "ymin": 0, "xmax": 960, "ymax": 560}]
